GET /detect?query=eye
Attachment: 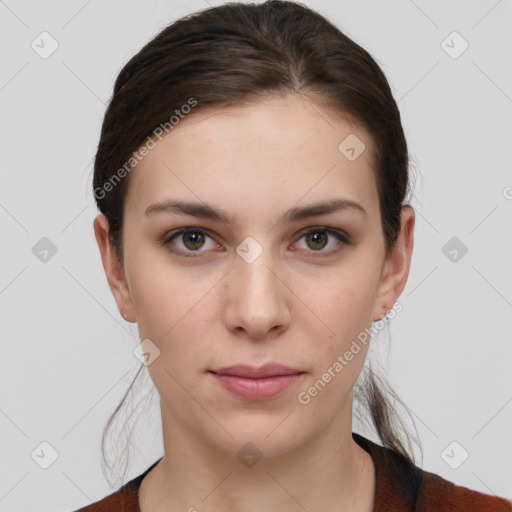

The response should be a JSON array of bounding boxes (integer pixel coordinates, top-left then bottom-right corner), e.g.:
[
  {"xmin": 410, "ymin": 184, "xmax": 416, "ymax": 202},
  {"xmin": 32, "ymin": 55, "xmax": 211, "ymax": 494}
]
[
  {"xmin": 162, "ymin": 226, "xmax": 352, "ymax": 257},
  {"xmin": 292, "ymin": 227, "xmax": 352, "ymax": 255},
  {"xmin": 162, "ymin": 227, "xmax": 220, "ymax": 257}
]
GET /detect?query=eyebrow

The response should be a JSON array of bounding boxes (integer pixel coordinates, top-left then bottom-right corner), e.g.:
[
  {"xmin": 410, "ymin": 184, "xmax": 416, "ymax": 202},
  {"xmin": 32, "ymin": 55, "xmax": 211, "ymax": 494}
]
[{"xmin": 144, "ymin": 198, "xmax": 367, "ymax": 224}]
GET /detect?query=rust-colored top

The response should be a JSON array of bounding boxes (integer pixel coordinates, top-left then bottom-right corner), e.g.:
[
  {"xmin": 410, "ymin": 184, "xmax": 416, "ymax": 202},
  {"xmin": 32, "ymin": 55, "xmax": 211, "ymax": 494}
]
[{"xmin": 74, "ymin": 433, "xmax": 512, "ymax": 511}]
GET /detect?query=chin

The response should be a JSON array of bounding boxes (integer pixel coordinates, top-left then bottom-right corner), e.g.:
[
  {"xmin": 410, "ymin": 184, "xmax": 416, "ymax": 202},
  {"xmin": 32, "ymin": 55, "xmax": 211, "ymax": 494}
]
[{"xmin": 207, "ymin": 415, "xmax": 311, "ymax": 460}]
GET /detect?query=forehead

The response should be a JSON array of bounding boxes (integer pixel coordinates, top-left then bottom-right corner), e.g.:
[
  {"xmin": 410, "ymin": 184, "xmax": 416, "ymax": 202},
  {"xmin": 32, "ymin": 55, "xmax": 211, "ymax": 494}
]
[{"xmin": 124, "ymin": 94, "xmax": 379, "ymax": 223}]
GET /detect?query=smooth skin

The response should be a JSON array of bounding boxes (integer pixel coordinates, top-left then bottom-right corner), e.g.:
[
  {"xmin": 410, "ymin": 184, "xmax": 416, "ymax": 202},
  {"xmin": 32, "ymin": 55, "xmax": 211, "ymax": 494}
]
[{"xmin": 94, "ymin": 92, "xmax": 415, "ymax": 512}]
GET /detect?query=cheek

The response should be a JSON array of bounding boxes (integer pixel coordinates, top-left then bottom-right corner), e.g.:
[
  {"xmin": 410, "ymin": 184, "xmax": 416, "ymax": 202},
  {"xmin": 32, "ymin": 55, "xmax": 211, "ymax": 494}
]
[
  {"xmin": 129, "ymin": 272, "xmax": 175, "ymax": 340},
  {"xmin": 128, "ymin": 263, "xmax": 218, "ymax": 363},
  {"xmin": 297, "ymin": 274, "xmax": 377, "ymax": 401},
  {"xmin": 297, "ymin": 282, "xmax": 376, "ymax": 409},
  {"xmin": 306, "ymin": 269, "xmax": 377, "ymax": 347},
  {"xmin": 128, "ymin": 270, "xmax": 214, "ymax": 412}
]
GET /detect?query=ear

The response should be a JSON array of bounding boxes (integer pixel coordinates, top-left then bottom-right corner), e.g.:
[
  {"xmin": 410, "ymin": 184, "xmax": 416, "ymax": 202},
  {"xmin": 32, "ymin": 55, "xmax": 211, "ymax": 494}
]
[
  {"xmin": 93, "ymin": 214, "xmax": 134, "ymax": 322},
  {"xmin": 372, "ymin": 205, "xmax": 415, "ymax": 321}
]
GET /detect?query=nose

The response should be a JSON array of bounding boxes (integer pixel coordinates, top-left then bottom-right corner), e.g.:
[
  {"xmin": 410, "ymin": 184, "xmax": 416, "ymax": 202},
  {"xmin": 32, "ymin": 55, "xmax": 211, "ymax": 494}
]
[{"xmin": 222, "ymin": 249, "xmax": 291, "ymax": 341}]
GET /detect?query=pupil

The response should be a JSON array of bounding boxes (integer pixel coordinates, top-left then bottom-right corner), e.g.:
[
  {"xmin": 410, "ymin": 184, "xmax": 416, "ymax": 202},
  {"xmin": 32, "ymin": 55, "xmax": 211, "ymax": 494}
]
[
  {"xmin": 185, "ymin": 232, "xmax": 204, "ymax": 249},
  {"xmin": 308, "ymin": 231, "xmax": 326, "ymax": 250}
]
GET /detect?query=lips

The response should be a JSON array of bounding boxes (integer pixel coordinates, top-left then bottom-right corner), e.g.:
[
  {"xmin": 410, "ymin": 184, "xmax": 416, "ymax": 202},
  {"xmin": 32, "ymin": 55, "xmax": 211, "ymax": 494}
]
[
  {"xmin": 209, "ymin": 364, "xmax": 305, "ymax": 400},
  {"xmin": 209, "ymin": 363, "xmax": 303, "ymax": 378}
]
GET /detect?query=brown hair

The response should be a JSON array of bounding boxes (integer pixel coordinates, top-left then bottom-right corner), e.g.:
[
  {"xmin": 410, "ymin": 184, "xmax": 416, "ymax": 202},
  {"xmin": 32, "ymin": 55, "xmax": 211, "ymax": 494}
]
[{"xmin": 93, "ymin": 0, "xmax": 421, "ymax": 486}]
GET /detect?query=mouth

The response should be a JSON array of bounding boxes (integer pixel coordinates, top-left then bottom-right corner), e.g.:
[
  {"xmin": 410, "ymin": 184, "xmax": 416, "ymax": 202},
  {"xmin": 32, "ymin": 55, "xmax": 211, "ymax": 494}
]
[
  {"xmin": 208, "ymin": 363, "xmax": 305, "ymax": 400},
  {"xmin": 209, "ymin": 363, "xmax": 304, "ymax": 378}
]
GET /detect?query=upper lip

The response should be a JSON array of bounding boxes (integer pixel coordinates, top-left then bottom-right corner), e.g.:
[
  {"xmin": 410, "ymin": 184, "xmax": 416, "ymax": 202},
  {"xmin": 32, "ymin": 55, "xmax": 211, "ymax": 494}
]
[{"xmin": 210, "ymin": 363, "xmax": 303, "ymax": 378}]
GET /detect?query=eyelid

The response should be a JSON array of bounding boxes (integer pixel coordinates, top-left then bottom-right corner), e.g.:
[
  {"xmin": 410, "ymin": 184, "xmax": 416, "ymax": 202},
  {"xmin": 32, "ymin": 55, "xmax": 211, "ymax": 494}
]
[
  {"xmin": 292, "ymin": 227, "xmax": 353, "ymax": 255},
  {"xmin": 295, "ymin": 226, "xmax": 351, "ymax": 242},
  {"xmin": 161, "ymin": 226, "xmax": 222, "ymax": 255}
]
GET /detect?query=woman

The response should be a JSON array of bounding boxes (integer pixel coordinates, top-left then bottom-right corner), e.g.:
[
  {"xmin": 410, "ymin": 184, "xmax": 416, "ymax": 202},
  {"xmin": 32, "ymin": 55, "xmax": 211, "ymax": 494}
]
[{"xmin": 76, "ymin": 1, "xmax": 512, "ymax": 510}]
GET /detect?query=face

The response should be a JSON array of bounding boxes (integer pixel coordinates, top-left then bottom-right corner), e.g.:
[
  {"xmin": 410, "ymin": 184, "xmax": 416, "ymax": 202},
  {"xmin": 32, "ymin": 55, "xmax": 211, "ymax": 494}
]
[{"xmin": 95, "ymin": 93, "xmax": 413, "ymax": 463}]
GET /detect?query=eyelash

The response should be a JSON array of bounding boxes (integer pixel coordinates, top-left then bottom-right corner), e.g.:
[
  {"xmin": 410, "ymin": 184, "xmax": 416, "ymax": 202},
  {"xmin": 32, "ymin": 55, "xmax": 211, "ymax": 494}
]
[{"xmin": 161, "ymin": 226, "xmax": 353, "ymax": 258}]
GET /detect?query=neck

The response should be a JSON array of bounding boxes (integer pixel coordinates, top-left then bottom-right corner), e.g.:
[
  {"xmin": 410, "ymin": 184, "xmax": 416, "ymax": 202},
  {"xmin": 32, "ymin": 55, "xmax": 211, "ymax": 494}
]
[{"xmin": 139, "ymin": 400, "xmax": 375, "ymax": 512}]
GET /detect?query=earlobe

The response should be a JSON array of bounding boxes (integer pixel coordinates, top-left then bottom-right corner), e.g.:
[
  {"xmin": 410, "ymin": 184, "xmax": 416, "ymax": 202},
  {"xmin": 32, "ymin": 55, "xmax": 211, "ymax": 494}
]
[
  {"xmin": 372, "ymin": 206, "xmax": 415, "ymax": 322},
  {"xmin": 93, "ymin": 214, "xmax": 134, "ymax": 321}
]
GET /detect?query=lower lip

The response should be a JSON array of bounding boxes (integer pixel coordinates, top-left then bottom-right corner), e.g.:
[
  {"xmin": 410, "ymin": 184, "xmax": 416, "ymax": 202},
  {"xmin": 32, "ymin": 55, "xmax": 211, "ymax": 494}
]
[{"xmin": 210, "ymin": 372, "xmax": 303, "ymax": 400}]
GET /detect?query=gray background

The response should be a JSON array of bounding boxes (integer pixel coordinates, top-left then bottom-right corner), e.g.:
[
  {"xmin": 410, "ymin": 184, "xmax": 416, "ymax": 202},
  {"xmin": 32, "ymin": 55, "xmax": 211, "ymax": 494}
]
[{"xmin": 1, "ymin": 0, "xmax": 511, "ymax": 510}]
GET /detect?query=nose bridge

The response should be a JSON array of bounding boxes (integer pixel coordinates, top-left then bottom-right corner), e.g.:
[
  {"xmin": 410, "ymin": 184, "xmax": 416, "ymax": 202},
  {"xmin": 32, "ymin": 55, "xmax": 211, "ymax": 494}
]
[
  {"xmin": 235, "ymin": 235, "xmax": 280, "ymax": 302},
  {"xmin": 225, "ymin": 235, "xmax": 288, "ymax": 337}
]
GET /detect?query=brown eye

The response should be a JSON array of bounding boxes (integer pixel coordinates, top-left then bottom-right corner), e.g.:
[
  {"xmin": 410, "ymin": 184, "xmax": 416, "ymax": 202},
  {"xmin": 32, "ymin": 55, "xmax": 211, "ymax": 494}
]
[
  {"xmin": 294, "ymin": 228, "xmax": 352, "ymax": 255},
  {"xmin": 162, "ymin": 226, "xmax": 352, "ymax": 258},
  {"xmin": 182, "ymin": 231, "xmax": 206, "ymax": 250},
  {"xmin": 305, "ymin": 231, "xmax": 329, "ymax": 250},
  {"xmin": 162, "ymin": 228, "xmax": 219, "ymax": 256}
]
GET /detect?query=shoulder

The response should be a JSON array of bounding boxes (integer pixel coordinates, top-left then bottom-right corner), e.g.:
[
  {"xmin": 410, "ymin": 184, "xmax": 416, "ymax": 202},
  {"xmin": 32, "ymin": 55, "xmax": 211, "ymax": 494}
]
[
  {"xmin": 71, "ymin": 489, "xmax": 123, "ymax": 511},
  {"xmin": 71, "ymin": 487, "xmax": 130, "ymax": 512},
  {"xmin": 70, "ymin": 457, "xmax": 162, "ymax": 511},
  {"xmin": 70, "ymin": 475, "xmax": 142, "ymax": 511},
  {"xmin": 415, "ymin": 470, "xmax": 512, "ymax": 512},
  {"xmin": 353, "ymin": 433, "xmax": 511, "ymax": 512}
]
